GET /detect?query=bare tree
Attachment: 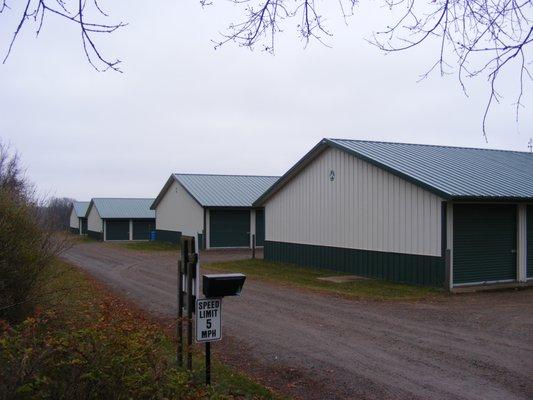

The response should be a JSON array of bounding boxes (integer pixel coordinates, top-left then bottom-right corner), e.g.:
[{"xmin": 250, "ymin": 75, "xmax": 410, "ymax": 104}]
[
  {"xmin": 214, "ymin": 0, "xmax": 532, "ymax": 139},
  {"xmin": 0, "ymin": 141, "xmax": 31, "ymax": 201},
  {"xmin": 369, "ymin": 1, "xmax": 533, "ymax": 139},
  {"xmin": 0, "ymin": 0, "xmax": 126, "ymax": 71},
  {"xmin": 1, "ymin": 1, "xmax": 531, "ymax": 137},
  {"xmin": 43, "ymin": 197, "xmax": 76, "ymax": 231}
]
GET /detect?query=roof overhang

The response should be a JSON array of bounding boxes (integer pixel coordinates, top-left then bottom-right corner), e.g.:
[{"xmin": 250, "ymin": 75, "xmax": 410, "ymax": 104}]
[
  {"xmin": 151, "ymin": 174, "xmax": 205, "ymax": 210},
  {"xmin": 150, "ymin": 175, "xmax": 176, "ymax": 210},
  {"xmin": 255, "ymin": 138, "xmax": 533, "ymax": 206},
  {"xmin": 84, "ymin": 200, "xmax": 96, "ymax": 218},
  {"xmin": 448, "ymin": 196, "xmax": 533, "ymax": 203},
  {"xmin": 253, "ymin": 140, "xmax": 331, "ymax": 206}
]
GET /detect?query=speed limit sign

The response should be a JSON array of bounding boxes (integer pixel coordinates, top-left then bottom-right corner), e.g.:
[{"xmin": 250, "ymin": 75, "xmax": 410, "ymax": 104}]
[{"xmin": 195, "ymin": 298, "xmax": 222, "ymax": 342}]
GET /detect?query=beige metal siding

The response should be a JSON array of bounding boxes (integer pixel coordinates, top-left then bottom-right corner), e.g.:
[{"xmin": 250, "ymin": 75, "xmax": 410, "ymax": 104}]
[
  {"xmin": 69, "ymin": 208, "xmax": 79, "ymax": 229},
  {"xmin": 155, "ymin": 179, "xmax": 204, "ymax": 237},
  {"xmin": 87, "ymin": 204, "xmax": 102, "ymax": 232},
  {"xmin": 266, "ymin": 147, "xmax": 443, "ymax": 257}
]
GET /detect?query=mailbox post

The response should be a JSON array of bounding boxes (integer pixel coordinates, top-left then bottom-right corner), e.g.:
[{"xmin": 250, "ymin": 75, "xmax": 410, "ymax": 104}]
[
  {"xmin": 177, "ymin": 236, "xmax": 199, "ymax": 371},
  {"xmin": 196, "ymin": 273, "xmax": 246, "ymax": 385}
]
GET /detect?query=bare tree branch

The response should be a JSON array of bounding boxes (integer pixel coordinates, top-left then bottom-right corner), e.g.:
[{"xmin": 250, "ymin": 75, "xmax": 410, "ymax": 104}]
[
  {"xmin": 1, "ymin": 0, "xmax": 126, "ymax": 71},
  {"xmin": 1, "ymin": 0, "xmax": 531, "ymax": 137},
  {"xmin": 211, "ymin": 0, "xmax": 533, "ymax": 139}
]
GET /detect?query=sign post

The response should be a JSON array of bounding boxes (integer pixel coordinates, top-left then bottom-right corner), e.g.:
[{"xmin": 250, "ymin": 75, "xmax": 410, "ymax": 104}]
[
  {"xmin": 194, "ymin": 273, "xmax": 246, "ymax": 386},
  {"xmin": 196, "ymin": 297, "xmax": 222, "ymax": 385}
]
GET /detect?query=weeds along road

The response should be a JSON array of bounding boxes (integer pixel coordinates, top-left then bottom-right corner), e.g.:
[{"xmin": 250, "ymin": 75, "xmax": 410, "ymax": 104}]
[{"xmin": 62, "ymin": 241, "xmax": 533, "ymax": 400}]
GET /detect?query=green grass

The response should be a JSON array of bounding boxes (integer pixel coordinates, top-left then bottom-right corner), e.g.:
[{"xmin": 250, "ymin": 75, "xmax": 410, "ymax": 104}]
[
  {"xmin": 114, "ymin": 241, "xmax": 180, "ymax": 252},
  {"xmin": 68, "ymin": 233, "xmax": 97, "ymax": 243},
  {"xmin": 0, "ymin": 261, "xmax": 281, "ymax": 399},
  {"xmin": 205, "ymin": 259, "xmax": 444, "ymax": 301}
]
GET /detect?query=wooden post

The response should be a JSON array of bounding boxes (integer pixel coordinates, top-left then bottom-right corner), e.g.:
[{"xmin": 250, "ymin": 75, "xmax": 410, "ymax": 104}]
[
  {"xmin": 178, "ymin": 238, "xmax": 189, "ymax": 369},
  {"xmin": 186, "ymin": 237, "xmax": 195, "ymax": 371},
  {"xmin": 177, "ymin": 260, "xmax": 183, "ymax": 367}
]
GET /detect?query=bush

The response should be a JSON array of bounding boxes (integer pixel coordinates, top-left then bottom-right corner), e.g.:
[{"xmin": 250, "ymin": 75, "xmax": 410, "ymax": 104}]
[
  {"xmin": 0, "ymin": 309, "xmax": 191, "ymax": 399},
  {"xmin": 0, "ymin": 142, "xmax": 68, "ymax": 323},
  {"xmin": 0, "ymin": 261, "xmax": 189, "ymax": 400},
  {"xmin": 0, "ymin": 190, "xmax": 58, "ymax": 322}
]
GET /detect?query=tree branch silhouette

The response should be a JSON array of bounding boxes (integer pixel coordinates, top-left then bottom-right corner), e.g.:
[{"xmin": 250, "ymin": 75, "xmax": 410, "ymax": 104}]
[{"xmin": 1, "ymin": 0, "xmax": 126, "ymax": 72}]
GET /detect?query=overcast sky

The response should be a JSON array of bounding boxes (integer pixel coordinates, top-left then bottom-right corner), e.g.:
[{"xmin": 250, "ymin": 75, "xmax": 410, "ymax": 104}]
[{"xmin": 1, "ymin": 1, "xmax": 531, "ymax": 201}]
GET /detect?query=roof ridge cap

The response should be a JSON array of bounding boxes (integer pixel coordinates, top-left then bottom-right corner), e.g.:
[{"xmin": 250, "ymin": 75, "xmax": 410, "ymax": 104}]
[
  {"xmin": 328, "ymin": 138, "xmax": 531, "ymax": 154},
  {"xmin": 173, "ymin": 173, "xmax": 280, "ymax": 178}
]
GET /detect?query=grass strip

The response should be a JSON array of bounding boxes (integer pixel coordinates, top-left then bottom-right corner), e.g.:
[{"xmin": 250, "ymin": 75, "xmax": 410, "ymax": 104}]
[{"xmin": 205, "ymin": 259, "xmax": 444, "ymax": 301}]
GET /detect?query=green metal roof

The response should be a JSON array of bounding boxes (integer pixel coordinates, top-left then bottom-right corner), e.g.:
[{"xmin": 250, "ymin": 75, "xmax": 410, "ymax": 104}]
[
  {"xmin": 151, "ymin": 174, "xmax": 280, "ymax": 209},
  {"xmin": 72, "ymin": 201, "xmax": 90, "ymax": 217},
  {"xmin": 87, "ymin": 198, "xmax": 155, "ymax": 219},
  {"xmin": 255, "ymin": 138, "xmax": 533, "ymax": 205}
]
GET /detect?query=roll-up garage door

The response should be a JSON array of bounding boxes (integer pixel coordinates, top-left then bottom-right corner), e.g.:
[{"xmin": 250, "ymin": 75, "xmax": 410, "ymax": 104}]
[
  {"xmin": 526, "ymin": 205, "xmax": 533, "ymax": 278},
  {"xmin": 210, "ymin": 210, "xmax": 250, "ymax": 248},
  {"xmin": 453, "ymin": 204, "xmax": 517, "ymax": 285},
  {"xmin": 132, "ymin": 219, "xmax": 155, "ymax": 240},
  {"xmin": 255, "ymin": 209, "xmax": 265, "ymax": 246},
  {"xmin": 106, "ymin": 219, "xmax": 130, "ymax": 241},
  {"xmin": 80, "ymin": 218, "xmax": 88, "ymax": 235}
]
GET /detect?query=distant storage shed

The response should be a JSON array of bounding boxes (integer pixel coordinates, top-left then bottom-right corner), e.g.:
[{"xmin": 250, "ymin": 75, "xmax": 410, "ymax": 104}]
[
  {"xmin": 69, "ymin": 201, "xmax": 89, "ymax": 235},
  {"xmin": 85, "ymin": 198, "xmax": 156, "ymax": 241},
  {"xmin": 151, "ymin": 174, "xmax": 279, "ymax": 248},
  {"xmin": 255, "ymin": 139, "xmax": 533, "ymax": 289}
]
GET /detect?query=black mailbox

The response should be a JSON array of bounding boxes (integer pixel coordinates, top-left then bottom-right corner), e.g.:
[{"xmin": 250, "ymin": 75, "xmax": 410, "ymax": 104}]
[{"xmin": 203, "ymin": 273, "xmax": 246, "ymax": 298}]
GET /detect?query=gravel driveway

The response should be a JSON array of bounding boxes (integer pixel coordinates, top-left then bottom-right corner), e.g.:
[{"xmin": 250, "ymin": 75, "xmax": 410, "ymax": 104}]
[{"xmin": 62, "ymin": 241, "xmax": 533, "ymax": 400}]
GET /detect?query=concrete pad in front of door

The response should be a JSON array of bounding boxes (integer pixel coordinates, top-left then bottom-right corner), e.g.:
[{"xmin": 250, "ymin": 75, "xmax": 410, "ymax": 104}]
[{"xmin": 317, "ymin": 275, "xmax": 370, "ymax": 283}]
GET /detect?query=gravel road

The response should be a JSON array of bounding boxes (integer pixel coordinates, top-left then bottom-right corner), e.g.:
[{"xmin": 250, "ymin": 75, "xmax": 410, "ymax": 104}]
[{"xmin": 62, "ymin": 241, "xmax": 533, "ymax": 400}]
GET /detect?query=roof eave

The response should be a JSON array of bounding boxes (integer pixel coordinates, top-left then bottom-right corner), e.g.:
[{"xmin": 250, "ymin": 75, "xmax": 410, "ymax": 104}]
[
  {"xmin": 150, "ymin": 175, "xmax": 178, "ymax": 210},
  {"xmin": 449, "ymin": 195, "xmax": 533, "ymax": 202},
  {"xmin": 84, "ymin": 200, "xmax": 95, "ymax": 218}
]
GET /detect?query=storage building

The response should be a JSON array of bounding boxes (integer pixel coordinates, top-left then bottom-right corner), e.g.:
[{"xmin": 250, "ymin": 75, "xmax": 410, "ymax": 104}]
[
  {"xmin": 69, "ymin": 201, "xmax": 89, "ymax": 235},
  {"xmin": 254, "ymin": 139, "xmax": 533, "ymax": 289},
  {"xmin": 85, "ymin": 198, "xmax": 156, "ymax": 241},
  {"xmin": 151, "ymin": 174, "xmax": 279, "ymax": 248}
]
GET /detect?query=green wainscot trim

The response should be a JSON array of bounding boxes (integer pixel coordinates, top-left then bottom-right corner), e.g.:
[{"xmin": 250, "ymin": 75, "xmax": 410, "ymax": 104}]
[
  {"xmin": 87, "ymin": 230, "xmax": 102, "ymax": 241},
  {"xmin": 264, "ymin": 241, "xmax": 445, "ymax": 287},
  {"xmin": 155, "ymin": 229, "xmax": 182, "ymax": 245}
]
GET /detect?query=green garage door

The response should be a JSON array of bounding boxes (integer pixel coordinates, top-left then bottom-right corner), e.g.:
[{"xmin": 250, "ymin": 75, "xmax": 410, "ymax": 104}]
[
  {"xmin": 210, "ymin": 210, "xmax": 250, "ymax": 248},
  {"xmin": 255, "ymin": 209, "xmax": 265, "ymax": 246},
  {"xmin": 453, "ymin": 204, "xmax": 517, "ymax": 285},
  {"xmin": 106, "ymin": 219, "xmax": 130, "ymax": 241},
  {"xmin": 526, "ymin": 205, "xmax": 533, "ymax": 278},
  {"xmin": 132, "ymin": 219, "xmax": 155, "ymax": 240},
  {"xmin": 80, "ymin": 218, "xmax": 88, "ymax": 235}
]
